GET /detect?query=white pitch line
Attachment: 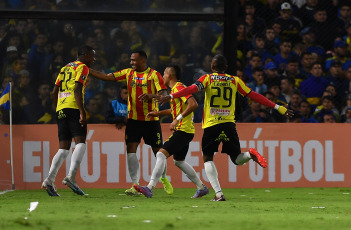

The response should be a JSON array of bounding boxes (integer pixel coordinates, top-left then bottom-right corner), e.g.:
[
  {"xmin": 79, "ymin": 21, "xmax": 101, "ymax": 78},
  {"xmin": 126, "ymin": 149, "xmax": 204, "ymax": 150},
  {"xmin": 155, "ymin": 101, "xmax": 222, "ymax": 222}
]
[{"xmin": 0, "ymin": 190, "xmax": 14, "ymax": 195}]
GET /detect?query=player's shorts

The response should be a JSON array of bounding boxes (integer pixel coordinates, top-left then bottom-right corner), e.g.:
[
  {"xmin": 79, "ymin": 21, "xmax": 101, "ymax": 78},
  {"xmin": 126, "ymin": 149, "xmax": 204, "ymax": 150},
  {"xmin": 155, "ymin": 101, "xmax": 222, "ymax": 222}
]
[
  {"xmin": 57, "ymin": 108, "xmax": 87, "ymax": 141},
  {"xmin": 162, "ymin": 130, "xmax": 194, "ymax": 161},
  {"xmin": 125, "ymin": 119, "xmax": 163, "ymax": 147},
  {"xmin": 202, "ymin": 122, "xmax": 241, "ymax": 157}
]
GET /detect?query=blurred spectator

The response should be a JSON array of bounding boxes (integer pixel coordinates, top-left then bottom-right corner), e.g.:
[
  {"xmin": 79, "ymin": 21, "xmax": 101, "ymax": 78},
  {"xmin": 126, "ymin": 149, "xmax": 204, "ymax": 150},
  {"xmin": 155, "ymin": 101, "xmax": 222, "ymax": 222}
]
[
  {"xmin": 298, "ymin": 100, "xmax": 318, "ymax": 123},
  {"xmin": 85, "ymin": 98, "xmax": 105, "ymax": 124},
  {"xmin": 343, "ymin": 22, "xmax": 351, "ymax": 51},
  {"xmin": 274, "ymin": 2, "xmax": 302, "ymax": 43},
  {"xmin": 193, "ymin": 54, "xmax": 212, "ymax": 82},
  {"xmin": 264, "ymin": 61, "xmax": 281, "ymax": 87},
  {"xmin": 287, "ymin": 89, "xmax": 303, "ymax": 112},
  {"xmin": 280, "ymin": 77, "xmax": 295, "ymax": 103},
  {"xmin": 103, "ymin": 83, "xmax": 119, "ymax": 103},
  {"xmin": 322, "ymin": 113, "xmax": 336, "ymax": 123},
  {"xmin": 28, "ymin": 33, "xmax": 49, "ymax": 84},
  {"xmin": 84, "ymin": 76, "xmax": 101, "ymax": 104},
  {"xmin": 35, "ymin": 81, "xmax": 54, "ymax": 124},
  {"xmin": 273, "ymin": 39, "xmax": 294, "ymax": 71},
  {"xmin": 247, "ymin": 67, "xmax": 267, "ymax": 94},
  {"xmin": 282, "ymin": 57, "xmax": 304, "ymax": 82},
  {"xmin": 6, "ymin": 57, "xmax": 26, "ymax": 86},
  {"xmin": 268, "ymin": 81, "xmax": 287, "ymax": 106},
  {"xmin": 299, "ymin": 51, "xmax": 313, "ymax": 80},
  {"xmin": 250, "ymin": 33, "xmax": 272, "ymax": 62},
  {"xmin": 260, "ymin": 0, "xmax": 282, "ymax": 26},
  {"xmin": 244, "ymin": 53, "xmax": 262, "ymax": 82},
  {"xmin": 313, "ymin": 95, "xmax": 340, "ymax": 122},
  {"xmin": 333, "ymin": 3, "xmax": 351, "ymax": 37},
  {"xmin": 298, "ymin": 0, "xmax": 319, "ymax": 26},
  {"xmin": 1, "ymin": 46, "xmax": 19, "ymax": 77},
  {"xmin": 299, "ymin": 27, "xmax": 325, "ymax": 57},
  {"xmin": 308, "ymin": 7, "xmax": 335, "ymax": 50},
  {"xmin": 264, "ymin": 26, "xmax": 279, "ymax": 56},
  {"xmin": 300, "ymin": 62, "xmax": 329, "ymax": 110},
  {"xmin": 326, "ymin": 61, "xmax": 349, "ymax": 109},
  {"xmin": 341, "ymin": 106, "xmax": 351, "ymax": 123},
  {"xmin": 325, "ymin": 40, "xmax": 351, "ymax": 71},
  {"xmin": 105, "ymin": 84, "xmax": 128, "ymax": 129}
]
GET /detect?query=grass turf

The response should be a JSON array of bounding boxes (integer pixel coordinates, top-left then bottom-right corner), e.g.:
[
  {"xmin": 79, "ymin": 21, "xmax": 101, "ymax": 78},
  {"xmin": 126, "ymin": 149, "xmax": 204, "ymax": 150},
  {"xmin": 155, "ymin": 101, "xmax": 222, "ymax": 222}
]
[{"xmin": 0, "ymin": 187, "xmax": 350, "ymax": 230}]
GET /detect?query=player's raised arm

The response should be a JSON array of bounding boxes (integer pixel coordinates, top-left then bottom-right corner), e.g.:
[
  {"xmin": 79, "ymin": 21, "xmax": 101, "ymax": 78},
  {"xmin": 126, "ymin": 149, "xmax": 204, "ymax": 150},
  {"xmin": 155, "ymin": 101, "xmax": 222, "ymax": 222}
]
[
  {"xmin": 247, "ymin": 90, "xmax": 294, "ymax": 118},
  {"xmin": 89, "ymin": 69, "xmax": 115, "ymax": 81},
  {"xmin": 170, "ymin": 96, "xmax": 198, "ymax": 131},
  {"xmin": 157, "ymin": 84, "xmax": 199, "ymax": 105}
]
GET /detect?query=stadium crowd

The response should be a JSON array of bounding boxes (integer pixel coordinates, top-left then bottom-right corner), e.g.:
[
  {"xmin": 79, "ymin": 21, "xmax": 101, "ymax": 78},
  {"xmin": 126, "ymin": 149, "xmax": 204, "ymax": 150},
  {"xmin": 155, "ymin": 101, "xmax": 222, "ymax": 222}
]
[{"xmin": 1, "ymin": 0, "xmax": 351, "ymax": 124}]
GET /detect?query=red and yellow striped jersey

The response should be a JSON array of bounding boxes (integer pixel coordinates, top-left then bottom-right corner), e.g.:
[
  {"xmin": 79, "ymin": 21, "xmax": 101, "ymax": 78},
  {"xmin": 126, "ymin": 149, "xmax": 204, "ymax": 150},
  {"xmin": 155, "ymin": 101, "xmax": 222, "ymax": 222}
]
[
  {"xmin": 195, "ymin": 73, "xmax": 251, "ymax": 129},
  {"xmin": 112, "ymin": 67, "xmax": 166, "ymax": 121},
  {"xmin": 170, "ymin": 82, "xmax": 195, "ymax": 134},
  {"xmin": 55, "ymin": 61, "xmax": 89, "ymax": 111}
]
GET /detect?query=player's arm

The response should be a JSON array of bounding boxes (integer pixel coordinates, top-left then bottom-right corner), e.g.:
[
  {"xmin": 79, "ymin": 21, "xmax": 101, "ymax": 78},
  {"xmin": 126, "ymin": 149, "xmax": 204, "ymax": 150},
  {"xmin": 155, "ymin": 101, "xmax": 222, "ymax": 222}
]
[
  {"xmin": 247, "ymin": 91, "xmax": 294, "ymax": 118},
  {"xmin": 139, "ymin": 89, "xmax": 167, "ymax": 102},
  {"xmin": 147, "ymin": 109, "xmax": 171, "ymax": 118},
  {"xmin": 52, "ymin": 85, "xmax": 59, "ymax": 110},
  {"xmin": 74, "ymin": 82, "xmax": 86, "ymax": 126},
  {"xmin": 158, "ymin": 84, "xmax": 199, "ymax": 105},
  {"xmin": 89, "ymin": 69, "xmax": 115, "ymax": 81},
  {"xmin": 170, "ymin": 96, "xmax": 198, "ymax": 131}
]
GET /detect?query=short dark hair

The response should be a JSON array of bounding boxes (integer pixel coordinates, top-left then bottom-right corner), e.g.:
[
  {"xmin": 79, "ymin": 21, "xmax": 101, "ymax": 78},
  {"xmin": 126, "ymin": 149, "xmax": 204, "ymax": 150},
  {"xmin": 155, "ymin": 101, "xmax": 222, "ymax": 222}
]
[
  {"xmin": 77, "ymin": 45, "xmax": 94, "ymax": 57},
  {"xmin": 167, "ymin": 64, "xmax": 181, "ymax": 80},
  {"xmin": 132, "ymin": 50, "xmax": 147, "ymax": 59},
  {"xmin": 213, "ymin": 54, "xmax": 227, "ymax": 72}
]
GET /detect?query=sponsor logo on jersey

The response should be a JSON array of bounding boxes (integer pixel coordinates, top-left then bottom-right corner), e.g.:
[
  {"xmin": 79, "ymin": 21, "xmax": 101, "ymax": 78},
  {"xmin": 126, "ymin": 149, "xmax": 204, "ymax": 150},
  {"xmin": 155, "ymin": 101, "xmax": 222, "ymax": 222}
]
[
  {"xmin": 210, "ymin": 75, "xmax": 234, "ymax": 81},
  {"xmin": 135, "ymin": 77, "xmax": 145, "ymax": 80},
  {"xmin": 210, "ymin": 108, "xmax": 230, "ymax": 116},
  {"xmin": 58, "ymin": 92, "xmax": 71, "ymax": 99}
]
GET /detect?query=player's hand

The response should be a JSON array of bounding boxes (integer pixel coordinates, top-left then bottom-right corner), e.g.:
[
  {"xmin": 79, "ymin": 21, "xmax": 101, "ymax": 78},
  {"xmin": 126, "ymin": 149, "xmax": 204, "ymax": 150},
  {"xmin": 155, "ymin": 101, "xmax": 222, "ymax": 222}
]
[
  {"xmin": 157, "ymin": 95, "xmax": 172, "ymax": 105},
  {"xmin": 284, "ymin": 109, "xmax": 294, "ymax": 118},
  {"xmin": 138, "ymin": 94, "xmax": 152, "ymax": 102},
  {"xmin": 79, "ymin": 111, "xmax": 87, "ymax": 127},
  {"xmin": 147, "ymin": 111, "xmax": 159, "ymax": 118},
  {"xmin": 170, "ymin": 119, "xmax": 178, "ymax": 131}
]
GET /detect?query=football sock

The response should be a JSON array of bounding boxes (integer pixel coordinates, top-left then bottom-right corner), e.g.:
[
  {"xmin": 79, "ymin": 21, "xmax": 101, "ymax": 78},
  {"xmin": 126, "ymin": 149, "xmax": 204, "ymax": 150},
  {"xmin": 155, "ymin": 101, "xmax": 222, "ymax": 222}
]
[
  {"xmin": 127, "ymin": 152, "xmax": 139, "ymax": 184},
  {"xmin": 148, "ymin": 152, "xmax": 166, "ymax": 190},
  {"xmin": 47, "ymin": 149, "xmax": 69, "ymax": 183},
  {"xmin": 204, "ymin": 161, "xmax": 223, "ymax": 197},
  {"xmin": 175, "ymin": 160, "xmax": 204, "ymax": 190},
  {"xmin": 235, "ymin": 152, "xmax": 251, "ymax": 165},
  {"xmin": 67, "ymin": 143, "xmax": 86, "ymax": 180},
  {"xmin": 161, "ymin": 161, "xmax": 167, "ymax": 179}
]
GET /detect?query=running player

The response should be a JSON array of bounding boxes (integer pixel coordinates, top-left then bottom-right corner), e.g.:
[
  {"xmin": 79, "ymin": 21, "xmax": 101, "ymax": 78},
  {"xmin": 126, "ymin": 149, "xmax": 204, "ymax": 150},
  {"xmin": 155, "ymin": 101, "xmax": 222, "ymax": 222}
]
[
  {"xmin": 134, "ymin": 65, "xmax": 209, "ymax": 198},
  {"xmin": 88, "ymin": 50, "xmax": 173, "ymax": 195},
  {"xmin": 42, "ymin": 45, "xmax": 96, "ymax": 196},
  {"xmin": 158, "ymin": 54, "xmax": 294, "ymax": 201}
]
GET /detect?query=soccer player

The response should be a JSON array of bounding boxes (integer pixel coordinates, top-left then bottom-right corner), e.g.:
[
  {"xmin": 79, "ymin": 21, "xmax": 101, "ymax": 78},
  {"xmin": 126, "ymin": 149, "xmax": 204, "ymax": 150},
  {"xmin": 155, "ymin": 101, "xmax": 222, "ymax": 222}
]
[
  {"xmin": 88, "ymin": 50, "xmax": 173, "ymax": 195},
  {"xmin": 134, "ymin": 65, "xmax": 209, "ymax": 198},
  {"xmin": 158, "ymin": 55, "xmax": 294, "ymax": 201},
  {"xmin": 42, "ymin": 45, "xmax": 96, "ymax": 196}
]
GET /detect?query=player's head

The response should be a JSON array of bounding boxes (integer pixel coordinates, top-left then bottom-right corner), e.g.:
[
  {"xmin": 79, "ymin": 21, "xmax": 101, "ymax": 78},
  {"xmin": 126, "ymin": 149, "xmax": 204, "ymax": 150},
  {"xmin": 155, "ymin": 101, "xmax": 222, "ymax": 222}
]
[
  {"xmin": 130, "ymin": 50, "xmax": 147, "ymax": 72},
  {"xmin": 77, "ymin": 45, "xmax": 95, "ymax": 67},
  {"xmin": 211, "ymin": 54, "xmax": 228, "ymax": 73},
  {"xmin": 163, "ymin": 64, "xmax": 181, "ymax": 86}
]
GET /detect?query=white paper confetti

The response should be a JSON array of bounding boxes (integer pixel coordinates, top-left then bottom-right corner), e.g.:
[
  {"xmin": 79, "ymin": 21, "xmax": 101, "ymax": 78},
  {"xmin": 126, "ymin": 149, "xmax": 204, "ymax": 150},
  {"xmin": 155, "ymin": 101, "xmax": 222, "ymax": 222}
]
[
  {"xmin": 265, "ymin": 190, "xmax": 271, "ymax": 192},
  {"xmin": 28, "ymin": 202, "xmax": 39, "ymax": 212},
  {"xmin": 192, "ymin": 206, "xmax": 198, "ymax": 208},
  {"xmin": 343, "ymin": 193, "xmax": 349, "ymax": 195},
  {"xmin": 107, "ymin": 215, "xmax": 117, "ymax": 218},
  {"xmin": 143, "ymin": 220, "xmax": 151, "ymax": 223},
  {"xmin": 312, "ymin": 207, "xmax": 325, "ymax": 209}
]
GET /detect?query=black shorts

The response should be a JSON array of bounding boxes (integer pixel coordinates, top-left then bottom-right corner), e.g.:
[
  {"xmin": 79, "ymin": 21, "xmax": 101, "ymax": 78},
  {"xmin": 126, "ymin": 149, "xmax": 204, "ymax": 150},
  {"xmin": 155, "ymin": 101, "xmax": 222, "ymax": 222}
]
[
  {"xmin": 202, "ymin": 122, "xmax": 241, "ymax": 157},
  {"xmin": 162, "ymin": 131, "xmax": 194, "ymax": 161},
  {"xmin": 125, "ymin": 119, "xmax": 163, "ymax": 147},
  {"xmin": 57, "ymin": 108, "xmax": 87, "ymax": 141}
]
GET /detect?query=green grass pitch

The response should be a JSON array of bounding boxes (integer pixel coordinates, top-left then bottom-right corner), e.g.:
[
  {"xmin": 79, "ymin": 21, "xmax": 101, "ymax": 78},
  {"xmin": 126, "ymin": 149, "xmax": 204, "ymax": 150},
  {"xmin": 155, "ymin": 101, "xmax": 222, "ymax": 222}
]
[{"xmin": 0, "ymin": 187, "xmax": 350, "ymax": 230}]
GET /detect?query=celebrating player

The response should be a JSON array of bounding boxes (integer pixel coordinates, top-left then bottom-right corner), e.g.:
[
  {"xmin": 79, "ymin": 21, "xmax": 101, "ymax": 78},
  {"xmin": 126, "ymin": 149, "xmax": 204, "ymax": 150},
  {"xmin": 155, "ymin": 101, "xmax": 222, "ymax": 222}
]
[
  {"xmin": 42, "ymin": 45, "xmax": 96, "ymax": 196},
  {"xmin": 158, "ymin": 54, "xmax": 294, "ymax": 201},
  {"xmin": 134, "ymin": 65, "xmax": 209, "ymax": 198},
  {"xmin": 88, "ymin": 50, "xmax": 173, "ymax": 195}
]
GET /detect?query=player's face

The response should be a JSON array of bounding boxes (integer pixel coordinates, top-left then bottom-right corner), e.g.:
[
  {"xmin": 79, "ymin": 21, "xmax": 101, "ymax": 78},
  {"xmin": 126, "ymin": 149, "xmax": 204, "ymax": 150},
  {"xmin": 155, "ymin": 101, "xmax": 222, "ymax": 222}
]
[
  {"xmin": 85, "ymin": 50, "xmax": 96, "ymax": 67},
  {"xmin": 163, "ymin": 67, "xmax": 172, "ymax": 86},
  {"xmin": 130, "ymin": 53, "xmax": 145, "ymax": 72},
  {"xmin": 120, "ymin": 89, "xmax": 128, "ymax": 101}
]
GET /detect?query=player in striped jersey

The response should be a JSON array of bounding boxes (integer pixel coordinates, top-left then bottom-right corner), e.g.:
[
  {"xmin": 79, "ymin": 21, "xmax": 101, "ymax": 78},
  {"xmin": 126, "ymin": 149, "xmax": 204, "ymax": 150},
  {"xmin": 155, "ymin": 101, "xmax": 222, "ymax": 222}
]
[
  {"xmin": 42, "ymin": 45, "xmax": 96, "ymax": 196},
  {"xmin": 134, "ymin": 65, "xmax": 209, "ymax": 198},
  {"xmin": 159, "ymin": 55, "xmax": 294, "ymax": 201},
  {"xmin": 88, "ymin": 50, "xmax": 173, "ymax": 195}
]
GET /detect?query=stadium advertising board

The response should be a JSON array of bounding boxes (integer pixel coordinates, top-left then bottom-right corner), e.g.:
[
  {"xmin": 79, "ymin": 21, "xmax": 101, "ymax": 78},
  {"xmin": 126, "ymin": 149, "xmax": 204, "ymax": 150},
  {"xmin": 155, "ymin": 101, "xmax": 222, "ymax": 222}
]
[{"xmin": 0, "ymin": 124, "xmax": 349, "ymax": 190}]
